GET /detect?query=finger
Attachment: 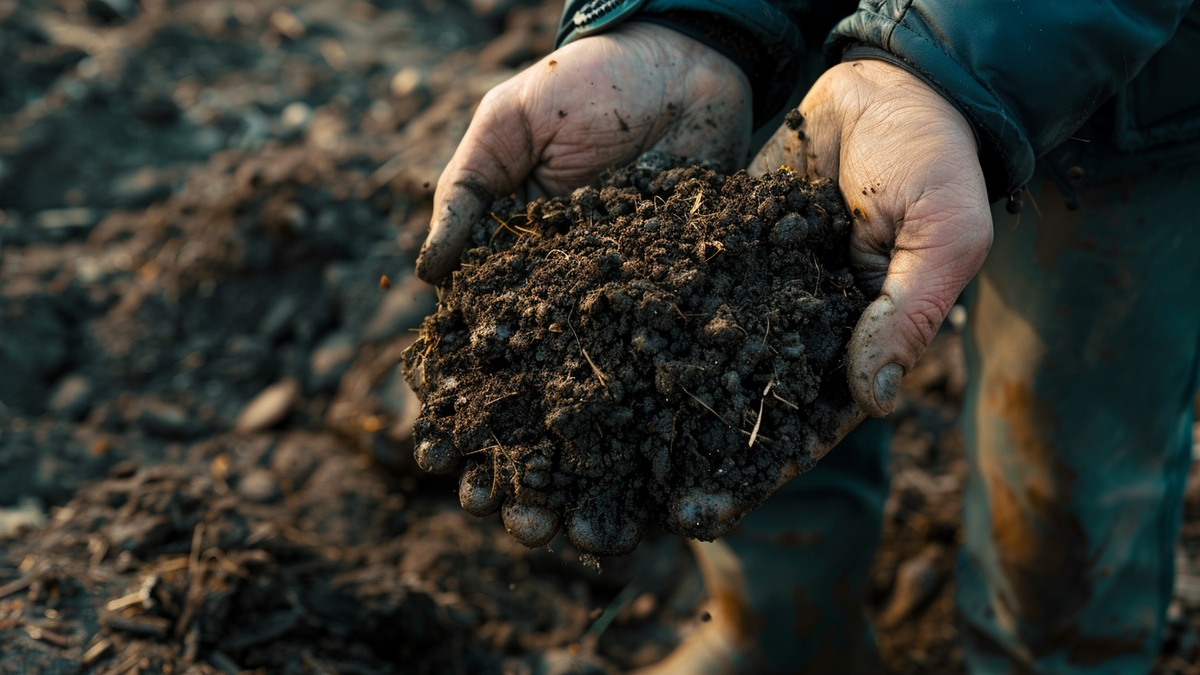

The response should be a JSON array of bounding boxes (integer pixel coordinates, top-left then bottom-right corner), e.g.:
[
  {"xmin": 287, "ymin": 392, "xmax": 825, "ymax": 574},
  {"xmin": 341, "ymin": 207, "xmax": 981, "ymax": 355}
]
[
  {"xmin": 748, "ymin": 88, "xmax": 842, "ymax": 180},
  {"xmin": 501, "ymin": 501, "xmax": 561, "ymax": 548},
  {"xmin": 747, "ymin": 122, "xmax": 803, "ymax": 177},
  {"xmin": 416, "ymin": 83, "xmax": 541, "ymax": 282},
  {"xmin": 667, "ymin": 488, "xmax": 740, "ymax": 541},
  {"xmin": 762, "ymin": 403, "xmax": 864, "ymax": 499},
  {"xmin": 650, "ymin": 66, "xmax": 752, "ymax": 173},
  {"xmin": 847, "ymin": 181, "xmax": 992, "ymax": 417},
  {"xmin": 565, "ymin": 502, "xmax": 645, "ymax": 556},
  {"xmin": 459, "ymin": 463, "xmax": 503, "ymax": 516},
  {"xmin": 414, "ymin": 438, "xmax": 461, "ymax": 474}
]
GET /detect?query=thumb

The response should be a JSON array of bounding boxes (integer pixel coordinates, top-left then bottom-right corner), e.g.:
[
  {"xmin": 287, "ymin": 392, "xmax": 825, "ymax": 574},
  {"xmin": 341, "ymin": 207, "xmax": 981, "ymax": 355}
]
[
  {"xmin": 847, "ymin": 181, "xmax": 992, "ymax": 417},
  {"xmin": 416, "ymin": 84, "xmax": 541, "ymax": 282}
]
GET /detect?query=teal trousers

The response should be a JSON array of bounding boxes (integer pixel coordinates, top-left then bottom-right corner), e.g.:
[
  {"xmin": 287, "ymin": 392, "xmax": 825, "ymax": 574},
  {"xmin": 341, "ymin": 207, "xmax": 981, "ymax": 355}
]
[{"xmin": 722, "ymin": 148, "xmax": 1200, "ymax": 673}]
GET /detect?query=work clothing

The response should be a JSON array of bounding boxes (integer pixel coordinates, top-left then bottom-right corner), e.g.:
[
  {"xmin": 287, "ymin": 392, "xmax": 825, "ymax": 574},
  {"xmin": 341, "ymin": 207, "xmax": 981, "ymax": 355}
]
[
  {"xmin": 737, "ymin": 149, "xmax": 1200, "ymax": 674},
  {"xmin": 559, "ymin": 0, "xmax": 1200, "ymax": 200},
  {"xmin": 555, "ymin": 1, "xmax": 1200, "ymax": 673}
]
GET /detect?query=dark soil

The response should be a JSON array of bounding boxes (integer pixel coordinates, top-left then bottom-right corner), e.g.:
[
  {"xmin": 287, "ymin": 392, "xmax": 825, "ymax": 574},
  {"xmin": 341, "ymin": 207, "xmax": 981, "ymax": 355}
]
[
  {"xmin": 2, "ymin": 0, "xmax": 1200, "ymax": 671},
  {"xmin": 0, "ymin": 432, "xmax": 700, "ymax": 674},
  {"xmin": 404, "ymin": 154, "xmax": 868, "ymax": 555}
]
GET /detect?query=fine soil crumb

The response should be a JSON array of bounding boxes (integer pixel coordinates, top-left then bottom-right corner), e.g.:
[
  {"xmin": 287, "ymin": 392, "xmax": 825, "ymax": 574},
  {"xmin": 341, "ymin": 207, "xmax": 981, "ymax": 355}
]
[{"xmin": 404, "ymin": 153, "xmax": 869, "ymax": 555}]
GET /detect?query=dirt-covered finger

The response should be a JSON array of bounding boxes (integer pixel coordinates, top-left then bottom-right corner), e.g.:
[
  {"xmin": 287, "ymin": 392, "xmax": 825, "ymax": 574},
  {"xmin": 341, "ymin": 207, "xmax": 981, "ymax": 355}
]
[
  {"xmin": 748, "ymin": 110, "xmax": 807, "ymax": 177},
  {"xmin": 846, "ymin": 209, "xmax": 991, "ymax": 417},
  {"xmin": 649, "ymin": 65, "xmax": 752, "ymax": 173},
  {"xmin": 459, "ymin": 463, "xmax": 504, "ymax": 516},
  {"xmin": 665, "ymin": 488, "xmax": 741, "ymax": 541},
  {"xmin": 501, "ymin": 501, "xmax": 560, "ymax": 548},
  {"xmin": 565, "ymin": 501, "xmax": 646, "ymax": 556},
  {"xmin": 414, "ymin": 438, "xmax": 461, "ymax": 474},
  {"xmin": 417, "ymin": 84, "xmax": 539, "ymax": 282}
]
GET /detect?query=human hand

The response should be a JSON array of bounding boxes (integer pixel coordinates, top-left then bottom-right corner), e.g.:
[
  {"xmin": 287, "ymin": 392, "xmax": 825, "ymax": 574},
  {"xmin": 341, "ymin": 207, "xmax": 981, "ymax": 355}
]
[
  {"xmin": 751, "ymin": 59, "xmax": 992, "ymax": 418},
  {"xmin": 414, "ymin": 22, "xmax": 753, "ymax": 282},
  {"xmin": 651, "ymin": 60, "xmax": 992, "ymax": 547}
]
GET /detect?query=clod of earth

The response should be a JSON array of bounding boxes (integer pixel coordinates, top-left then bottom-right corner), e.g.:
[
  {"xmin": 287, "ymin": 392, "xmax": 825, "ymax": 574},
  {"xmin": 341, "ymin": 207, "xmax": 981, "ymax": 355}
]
[{"xmin": 403, "ymin": 153, "xmax": 869, "ymax": 556}]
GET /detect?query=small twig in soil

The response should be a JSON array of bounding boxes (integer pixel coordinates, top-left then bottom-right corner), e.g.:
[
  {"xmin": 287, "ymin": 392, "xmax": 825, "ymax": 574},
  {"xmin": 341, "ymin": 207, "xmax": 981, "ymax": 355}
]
[
  {"xmin": 81, "ymin": 638, "xmax": 113, "ymax": 665},
  {"xmin": 488, "ymin": 212, "xmax": 533, "ymax": 243},
  {"xmin": 748, "ymin": 380, "xmax": 774, "ymax": 447},
  {"xmin": 567, "ymin": 316, "xmax": 608, "ymax": 387},
  {"xmin": 738, "ymin": 428, "xmax": 772, "ymax": 443},
  {"xmin": 679, "ymin": 384, "xmax": 729, "ymax": 426},
  {"xmin": 174, "ymin": 522, "xmax": 206, "ymax": 638},
  {"xmin": 668, "ymin": 301, "xmax": 689, "ymax": 322},
  {"xmin": 771, "ymin": 390, "xmax": 800, "ymax": 410},
  {"xmin": 0, "ymin": 567, "xmax": 41, "ymax": 601},
  {"xmin": 703, "ymin": 240, "xmax": 724, "ymax": 262},
  {"xmin": 483, "ymin": 391, "xmax": 518, "ymax": 407},
  {"xmin": 24, "ymin": 624, "xmax": 70, "ymax": 648}
]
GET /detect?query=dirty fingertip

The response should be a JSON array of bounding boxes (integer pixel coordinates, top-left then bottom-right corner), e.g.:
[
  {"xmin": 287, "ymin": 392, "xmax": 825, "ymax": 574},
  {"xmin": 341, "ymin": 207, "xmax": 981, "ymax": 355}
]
[
  {"xmin": 459, "ymin": 464, "xmax": 503, "ymax": 516},
  {"xmin": 501, "ymin": 502, "xmax": 560, "ymax": 548},
  {"xmin": 565, "ymin": 505, "xmax": 645, "ymax": 556},
  {"xmin": 416, "ymin": 186, "xmax": 487, "ymax": 282},
  {"xmin": 872, "ymin": 363, "xmax": 903, "ymax": 416},
  {"xmin": 669, "ymin": 488, "xmax": 739, "ymax": 541},
  {"xmin": 414, "ymin": 439, "xmax": 461, "ymax": 475}
]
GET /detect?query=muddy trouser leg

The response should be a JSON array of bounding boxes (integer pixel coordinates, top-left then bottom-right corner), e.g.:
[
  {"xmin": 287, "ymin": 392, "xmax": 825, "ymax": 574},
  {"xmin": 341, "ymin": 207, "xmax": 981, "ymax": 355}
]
[
  {"xmin": 712, "ymin": 416, "xmax": 890, "ymax": 672},
  {"xmin": 957, "ymin": 161, "xmax": 1200, "ymax": 674}
]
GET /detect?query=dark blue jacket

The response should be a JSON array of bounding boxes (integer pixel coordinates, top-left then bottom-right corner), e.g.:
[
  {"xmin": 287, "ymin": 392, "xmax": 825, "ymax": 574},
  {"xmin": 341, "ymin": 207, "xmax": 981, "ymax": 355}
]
[{"xmin": 558, "ymin": 0, "xmax": 1200, "ymax": 202}]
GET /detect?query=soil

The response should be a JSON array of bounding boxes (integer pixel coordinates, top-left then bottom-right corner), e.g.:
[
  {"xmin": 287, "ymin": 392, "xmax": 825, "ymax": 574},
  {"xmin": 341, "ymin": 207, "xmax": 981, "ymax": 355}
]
[
  {"xmin": 404, "ymin": 154, "xmax": 868, "ymax": 555},
  {"xmin": 2, "ymin": 0, "xmax": 1200, "ymax": 671}
]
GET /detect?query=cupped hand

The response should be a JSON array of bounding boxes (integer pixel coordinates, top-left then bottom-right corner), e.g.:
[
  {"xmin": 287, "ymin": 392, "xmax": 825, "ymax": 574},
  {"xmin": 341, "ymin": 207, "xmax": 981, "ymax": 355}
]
[
  {"xmin": 751, "ymin": 59, "xmax": 992, "ymax": 418},
  {"xmin": 415, "ymin": 22, "xmax": 753, "ymax": 282},
  {"xmin": 663, "ymin": 59, "xmax": 993, "ymax": 548}
]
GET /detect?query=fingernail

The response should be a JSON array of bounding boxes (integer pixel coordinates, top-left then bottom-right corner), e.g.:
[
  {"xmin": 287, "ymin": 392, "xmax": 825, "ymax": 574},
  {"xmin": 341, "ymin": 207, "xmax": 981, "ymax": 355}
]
[{"xmin": 873, "ymin": 363, "xmax": 903, "ymax": 415}]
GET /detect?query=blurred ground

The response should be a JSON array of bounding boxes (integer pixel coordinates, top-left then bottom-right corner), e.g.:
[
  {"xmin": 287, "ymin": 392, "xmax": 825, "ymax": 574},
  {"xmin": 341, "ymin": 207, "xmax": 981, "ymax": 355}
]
[{"xmin": 1, "ymin": 0, "xmax": 1199, "ymax": 672}]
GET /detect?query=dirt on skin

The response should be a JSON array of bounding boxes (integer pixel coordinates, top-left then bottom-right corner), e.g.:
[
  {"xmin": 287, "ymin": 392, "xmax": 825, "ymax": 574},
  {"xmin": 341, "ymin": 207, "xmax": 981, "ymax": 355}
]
[{"xmin": 404, "ymin": 153, "xmax": 869, "ymax": 555}]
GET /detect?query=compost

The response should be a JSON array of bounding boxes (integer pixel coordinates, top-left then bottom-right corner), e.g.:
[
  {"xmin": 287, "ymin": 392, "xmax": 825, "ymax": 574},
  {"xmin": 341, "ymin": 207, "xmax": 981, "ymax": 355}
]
[{"xmin": 404, "ymin": 154, "xmax": 869, "ymax": 555}]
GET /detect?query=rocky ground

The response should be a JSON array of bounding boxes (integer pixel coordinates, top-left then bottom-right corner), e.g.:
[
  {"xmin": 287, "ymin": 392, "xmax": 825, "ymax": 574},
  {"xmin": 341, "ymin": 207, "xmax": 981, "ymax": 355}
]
[{"xmin": 1, "ymin": 0, "xmax": 1200, "ymax": 672}]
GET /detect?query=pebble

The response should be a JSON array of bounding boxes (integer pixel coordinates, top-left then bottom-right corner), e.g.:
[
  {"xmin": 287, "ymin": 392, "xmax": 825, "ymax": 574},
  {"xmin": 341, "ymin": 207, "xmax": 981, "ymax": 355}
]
[
  {"xmin": 47, "ymin": 374, "xmax": 94, "ymax": 419},
  {"xmin": 237, "ymin": 469, "xmax": 280, "ymax": 503},
  {"xmin": 234, "ymin": 378, "xmax": 300, "ymax": 433},
  {"xmin": 34, "ymin": 207, "xmax": 97, "ymax": 230},
  {"xmin": 137, "ymin": 399, "xmax": 192, "ymax": 438},
  {"xmin": 258, "ymin": 296, "xmax": 300, "ymax": 341},
  {"xmin": 0, "ymin": 497, "xmax": 47, "ymax": 538},
  {"xmin": 390, "ymin": 67, "xmax": 425, "ymax": 97},
  {"xmin": 280, "ymin": 102, "xmax": 312, "ymax": 131},
  {"xmin": 309, "ymin": 332, "xmax": 356, "ymax": 391},
  {"xmin": 111, "ymin": 168, "xmax": 171, "ymax": 207}
]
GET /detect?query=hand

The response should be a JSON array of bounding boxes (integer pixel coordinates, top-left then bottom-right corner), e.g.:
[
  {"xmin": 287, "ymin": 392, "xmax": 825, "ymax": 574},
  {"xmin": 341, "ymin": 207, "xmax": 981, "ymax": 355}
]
[
  {"xmin": 751, "ymin": 59, "xmax": 992, "ymax": 417},
  {"xmin": 415, "ymin": 22, "xmax": 753, "ymax": 282}
]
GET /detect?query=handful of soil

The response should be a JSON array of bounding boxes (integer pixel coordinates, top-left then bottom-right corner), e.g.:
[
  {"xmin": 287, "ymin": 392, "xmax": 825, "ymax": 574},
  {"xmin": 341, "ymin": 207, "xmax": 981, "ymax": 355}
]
[{"xmin": 402, "ymin": 153, "xmax": 868, "ymax": 556}]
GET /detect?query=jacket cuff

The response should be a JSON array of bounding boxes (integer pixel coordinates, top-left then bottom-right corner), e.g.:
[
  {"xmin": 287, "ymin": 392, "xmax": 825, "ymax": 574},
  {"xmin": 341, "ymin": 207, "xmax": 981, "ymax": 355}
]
[
  {"xmin": 557, "ymin": 0, "xmax": 804, "ymax": 129},
  {"xmin": 826, "ymin": 11, "xmax": 1035, "ymax": 202}
]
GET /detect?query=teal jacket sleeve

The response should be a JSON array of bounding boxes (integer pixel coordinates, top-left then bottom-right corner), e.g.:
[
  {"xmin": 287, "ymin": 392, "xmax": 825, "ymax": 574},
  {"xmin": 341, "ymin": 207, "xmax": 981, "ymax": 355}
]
[
  {"xmin": 557, "ymin": 0, "xmax": 856, "ymax": 127},
  {"xmin": 826, "ymin": 1, "xmax": 1194, "ymax": 200}
]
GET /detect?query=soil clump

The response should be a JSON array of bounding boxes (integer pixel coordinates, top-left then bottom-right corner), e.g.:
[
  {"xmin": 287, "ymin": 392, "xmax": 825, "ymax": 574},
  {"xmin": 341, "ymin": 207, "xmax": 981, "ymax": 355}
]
[{"xmin": 404, "ymin": 154, "xmax": 869, "ymax": 555}]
